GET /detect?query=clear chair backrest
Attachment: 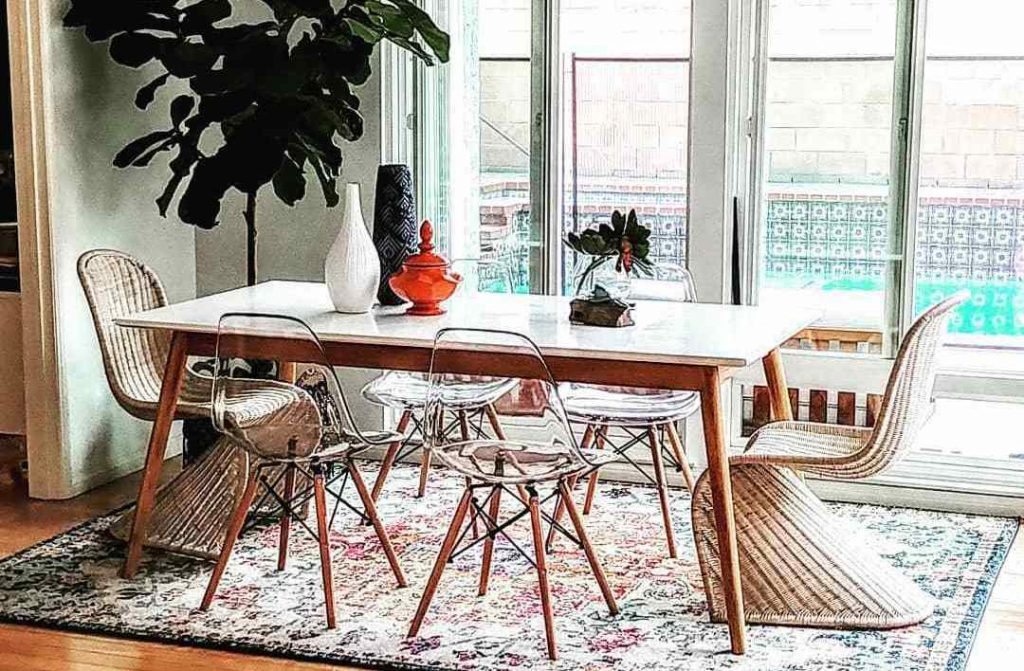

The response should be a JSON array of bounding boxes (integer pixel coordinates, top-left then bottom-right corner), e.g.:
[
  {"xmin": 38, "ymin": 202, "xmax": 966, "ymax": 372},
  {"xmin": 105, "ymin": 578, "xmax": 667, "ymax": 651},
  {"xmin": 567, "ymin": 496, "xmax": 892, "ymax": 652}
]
[
  {"xmin": 213, "ymin": 313, "xmax": 372, "ymax": 459},
  {"xmin": 451, "ymin": 257, "xmax": 515, "ymax": 295},
  {"xmin": 424, "ymin": 328, "xmax": 587, "ymax": 472},
  {"xmin": 854, "ymin": 291, "xmax": 968, "ymax": 477},
  {"xmin": 77, "ymin": 249, "xmax": 171, "ymax": 413},
  {"xmin": 630, "ymin": 261, "xmax": 697, "ymax": 302}
]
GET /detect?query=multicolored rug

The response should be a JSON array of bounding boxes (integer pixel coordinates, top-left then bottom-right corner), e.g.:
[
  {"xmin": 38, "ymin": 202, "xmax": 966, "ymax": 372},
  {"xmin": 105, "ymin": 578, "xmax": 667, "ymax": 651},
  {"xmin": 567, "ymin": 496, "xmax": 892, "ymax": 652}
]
[{"xmin": 0, "ymin": 464, "xmax": 1016, "ymax": 670}]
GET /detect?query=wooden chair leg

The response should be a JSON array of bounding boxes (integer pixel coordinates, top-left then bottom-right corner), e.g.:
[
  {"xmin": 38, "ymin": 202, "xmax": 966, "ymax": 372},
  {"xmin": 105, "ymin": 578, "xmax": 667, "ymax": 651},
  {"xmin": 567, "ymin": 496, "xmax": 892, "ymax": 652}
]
[
  {"xmin": 546, "ymin": 424, "xmax": 594, "ymax": 550},
  {"xmin": 478, "ymin": 484, "xmax": 503, "ymax": 596},
  {"xmin": 528, "ymin": 490, "xmax": 557, "ymax": 660},
  {"xmin": 348, "ymin": 461, "xmax": 407, "ymax": 587},
  {"xmin": 558, "ymin": 479, "xmax": 618, "ymax": 615},
  {"xmin": 201, "ymin": 470, "xmax": 261, "ymax": 611},
  {"xmin": 312, "ymin": 465, "xmax": 337, "ymax": 629},
  {"xmin": 408, "ymin": 488, "xmax": 473, "ymax": 638},
  {"xmin": 665, "ymin": 422, "xmax": 695, "ymax": 492},
  {"xmin": 583, "ymin": 424, "xmax": 608, "ymax": 515},
  {"xmin": 484, "ymin": 404, "xmax": 507, "ymax": 440},
  {"xmin": 417, "ymin": 448, "xmax": 432, "ymax": 498},
  {"xmin": 545, "ymin": 474, "xmax": 577, "ymax": 553},
  {"xmin": 456, "ymin": 411, "xmax": 480, "ymax": 540},
  {"xmin": 646, "ymin": 427, "xmax": 678, "ymax": 559},
  {"xmin": 371, "ymin": 410, "xmax": 412, "ymax": 502},
  {"xmin": 277, "ymin": 463, "xmax": 297, "ymax": 571}
]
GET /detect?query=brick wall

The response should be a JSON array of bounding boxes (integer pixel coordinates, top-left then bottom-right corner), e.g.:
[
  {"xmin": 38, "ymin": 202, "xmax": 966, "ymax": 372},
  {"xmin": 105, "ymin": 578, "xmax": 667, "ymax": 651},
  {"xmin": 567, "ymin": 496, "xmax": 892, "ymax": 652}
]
[{"xmin": 478, "ymin": 0, "xmax": 1024, "ymax": 192}]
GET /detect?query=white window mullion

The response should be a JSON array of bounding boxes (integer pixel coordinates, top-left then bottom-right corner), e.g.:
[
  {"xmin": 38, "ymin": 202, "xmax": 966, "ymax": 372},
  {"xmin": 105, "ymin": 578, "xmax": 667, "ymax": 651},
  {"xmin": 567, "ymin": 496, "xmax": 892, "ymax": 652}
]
[{"xmin": 688, "ymin": 0, "xmax": 744, "ymax": 305}]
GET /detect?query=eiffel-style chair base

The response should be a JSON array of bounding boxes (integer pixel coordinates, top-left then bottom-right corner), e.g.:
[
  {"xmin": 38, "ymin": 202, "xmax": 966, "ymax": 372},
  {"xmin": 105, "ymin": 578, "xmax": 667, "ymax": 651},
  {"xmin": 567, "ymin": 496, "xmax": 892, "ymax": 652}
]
[
  {"xmin": 408, "ymin": 479, "xmax": 618, "ymax": 661},
  {"xmin": 370, "ymin": 404, "xmax": 509, "ymax": 502},
  {"xmin": 691, "ymin": 463, "xmax": 933, "ymax": 628},
  {"xmin": 547, "ymin": 420, "xmax": 694, "ymax": 558},
  {"xmin": 200, "ymin": 459, "xmax": 406, "ymax": 628}
]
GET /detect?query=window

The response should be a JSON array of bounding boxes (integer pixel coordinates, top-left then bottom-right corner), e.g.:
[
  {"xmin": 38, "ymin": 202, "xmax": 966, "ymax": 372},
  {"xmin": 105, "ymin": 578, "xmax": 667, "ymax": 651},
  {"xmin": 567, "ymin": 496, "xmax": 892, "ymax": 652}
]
[
  {"xmin": 558, "ymin": 0, "xmax": 692, "ymax": 294},
  {"xmin": 754, "ymin": 0, "xmax": 900, "ymax": 347},
  {"xmin": 913, "ymin": 0, "xmax": 1024, "ymax": 348},
  {"xmin": 752, "ymin": 0, "xmax": 1024, "ymax": 355},
  {"xmin": 414, "ymin": 0, "xmax": 692, "ymax": 295}
]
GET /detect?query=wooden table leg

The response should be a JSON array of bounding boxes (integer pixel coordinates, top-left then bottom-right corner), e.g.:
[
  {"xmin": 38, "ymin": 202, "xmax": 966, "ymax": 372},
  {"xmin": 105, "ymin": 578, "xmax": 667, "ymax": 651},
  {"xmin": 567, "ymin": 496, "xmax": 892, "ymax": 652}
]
[
  {"xmin": 699, "ymin": 367, "xmax": 746, "ymax": 654},
  {"xmin": 762, "ymin": 348, "xmax": 794, "ymax": 421},
  {"xmin": 122, "ymin": 331, "xmax": 189, "ymax": 578}
]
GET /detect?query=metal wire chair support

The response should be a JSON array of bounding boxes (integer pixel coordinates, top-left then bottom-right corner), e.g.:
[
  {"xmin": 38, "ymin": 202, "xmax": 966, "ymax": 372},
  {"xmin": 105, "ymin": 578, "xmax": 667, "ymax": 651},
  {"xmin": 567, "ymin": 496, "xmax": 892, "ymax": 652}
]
[
  {"xmin": 448, "ymin": 482, "xmax": 582, "ymax": 567},
  {"xmin": 241, "ymin": 460, "xmax": 370, "ymax": 541}
]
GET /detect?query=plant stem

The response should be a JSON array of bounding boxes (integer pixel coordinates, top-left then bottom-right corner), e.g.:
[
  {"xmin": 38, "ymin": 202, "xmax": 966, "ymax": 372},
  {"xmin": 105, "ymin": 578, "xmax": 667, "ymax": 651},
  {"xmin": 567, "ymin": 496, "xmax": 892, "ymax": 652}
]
[{"xmin": 243, "ymin": 191, "xmax": 257, "ymax": 287}]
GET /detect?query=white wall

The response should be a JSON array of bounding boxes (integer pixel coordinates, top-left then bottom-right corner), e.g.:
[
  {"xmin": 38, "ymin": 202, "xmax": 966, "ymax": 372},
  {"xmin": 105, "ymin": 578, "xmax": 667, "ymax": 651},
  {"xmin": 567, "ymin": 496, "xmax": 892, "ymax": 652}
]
[{"xmin": 29, "ymin": 0, "xmax": 198, "ymax": 497}]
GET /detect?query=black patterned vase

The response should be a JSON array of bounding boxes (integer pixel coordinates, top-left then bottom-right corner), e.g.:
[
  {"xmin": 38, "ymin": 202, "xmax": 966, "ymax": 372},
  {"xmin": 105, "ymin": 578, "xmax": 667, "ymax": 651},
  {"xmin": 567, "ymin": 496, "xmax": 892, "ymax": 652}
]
[{"xmin": 372, "ymin": 164, "xmax": 418, "ymax": 305}]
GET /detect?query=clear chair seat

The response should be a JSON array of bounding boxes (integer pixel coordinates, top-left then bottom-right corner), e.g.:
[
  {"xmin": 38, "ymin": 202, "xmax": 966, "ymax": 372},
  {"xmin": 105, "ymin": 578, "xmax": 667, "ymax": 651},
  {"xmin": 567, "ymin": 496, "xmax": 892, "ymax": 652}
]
[
  {"xmin": 218, "ymin": 378, "xmax": 324, "ymax": 459},
  {"xmin": 559, "ymin": 382, "xmax": 701, "ymax": 425},
  {"xmin": 362, "ymin": 371, "xmax": 518, "ymax": 411},
  {"xmin": 432, "ymin": 440, "xmax": 618, "ymax": 485}
]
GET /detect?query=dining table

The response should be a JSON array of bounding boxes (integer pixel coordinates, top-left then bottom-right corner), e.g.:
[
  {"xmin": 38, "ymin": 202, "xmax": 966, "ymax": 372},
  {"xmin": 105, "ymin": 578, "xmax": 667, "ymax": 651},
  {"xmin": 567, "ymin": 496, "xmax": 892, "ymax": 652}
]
[{"xmin": 115, "ymin": 280, "xmax": 818, "ymax": 655}]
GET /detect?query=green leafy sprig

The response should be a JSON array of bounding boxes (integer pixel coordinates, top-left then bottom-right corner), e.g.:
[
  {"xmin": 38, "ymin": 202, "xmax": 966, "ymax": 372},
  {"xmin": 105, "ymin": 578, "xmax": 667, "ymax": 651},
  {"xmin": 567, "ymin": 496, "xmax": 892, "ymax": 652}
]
[{"xmin": 565, "ymin": 209, "xmax": 654, "ymax": 295}]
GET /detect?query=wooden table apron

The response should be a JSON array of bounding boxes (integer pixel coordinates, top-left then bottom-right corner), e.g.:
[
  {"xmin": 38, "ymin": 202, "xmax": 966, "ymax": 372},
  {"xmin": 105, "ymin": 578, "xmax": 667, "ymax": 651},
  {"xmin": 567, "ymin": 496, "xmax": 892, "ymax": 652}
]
[{"xmin": 122, "ymin": 328, "xmax": 796, "ymax": 656}]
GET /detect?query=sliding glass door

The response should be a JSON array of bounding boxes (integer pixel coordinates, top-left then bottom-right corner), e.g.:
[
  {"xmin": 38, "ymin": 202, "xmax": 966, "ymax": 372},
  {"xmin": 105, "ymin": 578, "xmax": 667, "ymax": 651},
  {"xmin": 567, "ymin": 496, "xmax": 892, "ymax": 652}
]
[
  {"xmin": 755, "ymin": 0, "xmax": 901, "ymax": 350},
  {"xmin": 558, "ymin": 0, "xmax": 692, "ymax": 294},
  {"xmin": 913, "ymin": 0, "xmax": 1024, "ymax": 349},
  {"xmin": 415, "ymin": 0, "xmax": 692, "ymax": 295}
]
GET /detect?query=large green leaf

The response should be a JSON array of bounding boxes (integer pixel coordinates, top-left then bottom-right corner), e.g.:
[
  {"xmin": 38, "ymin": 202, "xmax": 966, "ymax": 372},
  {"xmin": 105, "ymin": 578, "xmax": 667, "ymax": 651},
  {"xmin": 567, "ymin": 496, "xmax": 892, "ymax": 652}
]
[
  {"xmin": 134, "ymin": 73, "xmax": 170, "ymax": 109},
  {"xmin": 64, "ymin": 0, "xmax": 451, "ymax": 230},
  {"xmin": 272, "ymin": 155, "xmax": 307, "ymax": 206},
  {"xmin": 113, "ymin": 129, "xmax": 175, "ymax": 168}
]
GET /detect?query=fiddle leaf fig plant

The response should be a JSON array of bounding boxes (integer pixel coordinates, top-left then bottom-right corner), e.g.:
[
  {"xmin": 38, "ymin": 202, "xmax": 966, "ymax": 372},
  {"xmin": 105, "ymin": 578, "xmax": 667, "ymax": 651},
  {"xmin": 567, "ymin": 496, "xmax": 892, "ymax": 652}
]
[{"xmin": 64, "ymin": 0, "xmax": 450, "ymax": 285}]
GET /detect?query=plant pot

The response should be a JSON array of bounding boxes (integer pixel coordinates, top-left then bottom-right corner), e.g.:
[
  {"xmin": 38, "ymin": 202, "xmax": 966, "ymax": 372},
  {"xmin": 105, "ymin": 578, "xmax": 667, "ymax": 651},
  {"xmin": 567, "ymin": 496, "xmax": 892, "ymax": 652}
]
[
  {"xmin": 372, "ymin": 164, "xmax": 418, "ymax": 306},
  {"xmin": 572, "ymin": 255, "xmax": 632, "ymax": 301},
  {"xmin": 325, "ymin": 183, "xmax": 381, "ymax": 313}
]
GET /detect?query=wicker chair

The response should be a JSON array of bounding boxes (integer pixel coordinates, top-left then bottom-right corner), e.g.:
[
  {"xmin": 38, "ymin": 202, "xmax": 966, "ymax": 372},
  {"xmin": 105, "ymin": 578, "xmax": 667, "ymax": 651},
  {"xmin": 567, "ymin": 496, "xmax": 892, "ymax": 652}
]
[
  {"xmin": 78, "ymin": 249, "xmax": 212, "ymax": 420},
  {"xmin": 79, "ymin": 250, "xmax": 250, "ymax": 559},
  {"xmin": 692, "ymin": 292, "xmax": 968, "ymax": 629}
]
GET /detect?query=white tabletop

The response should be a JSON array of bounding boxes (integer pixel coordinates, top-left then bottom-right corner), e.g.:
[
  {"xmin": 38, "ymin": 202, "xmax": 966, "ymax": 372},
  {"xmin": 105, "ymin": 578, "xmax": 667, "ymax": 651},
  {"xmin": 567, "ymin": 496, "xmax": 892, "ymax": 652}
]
[{"xmin": 118, "ymin": 281, "xmax": 819, "ymax": 368}]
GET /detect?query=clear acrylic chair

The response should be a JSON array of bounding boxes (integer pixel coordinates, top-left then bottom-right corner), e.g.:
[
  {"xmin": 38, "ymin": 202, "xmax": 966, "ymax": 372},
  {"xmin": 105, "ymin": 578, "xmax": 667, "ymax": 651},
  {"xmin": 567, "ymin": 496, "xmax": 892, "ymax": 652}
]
[
  {"xmin": 364, "ymin": 258, "xmax": 518, "ymax": 501},
  {"xmin": 551, "ymin": 263, "xmax": 701, "ymax": 558},
  {"xmin": 200, "ymin": 313, "xmax": 407, "ymax": 628},
  {"xmin": 407, "ymin": 328, "xmax": 619, "ymax": 661}
]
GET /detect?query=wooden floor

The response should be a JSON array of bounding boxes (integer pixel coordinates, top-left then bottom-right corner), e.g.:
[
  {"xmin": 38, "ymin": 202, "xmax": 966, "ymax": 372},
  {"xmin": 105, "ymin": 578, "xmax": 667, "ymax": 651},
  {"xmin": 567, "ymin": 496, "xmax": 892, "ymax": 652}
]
[{"xmin": 0, "ymin": 462, "xmax": 1021, "ymax": 670}]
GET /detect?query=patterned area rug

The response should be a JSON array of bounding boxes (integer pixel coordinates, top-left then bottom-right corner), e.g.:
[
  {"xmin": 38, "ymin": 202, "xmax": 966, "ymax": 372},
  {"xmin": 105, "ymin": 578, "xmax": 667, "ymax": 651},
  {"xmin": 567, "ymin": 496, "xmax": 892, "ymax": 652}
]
[{"xmin": 0, "ymin": 464, "xmax": 1016, "ymax": 671}]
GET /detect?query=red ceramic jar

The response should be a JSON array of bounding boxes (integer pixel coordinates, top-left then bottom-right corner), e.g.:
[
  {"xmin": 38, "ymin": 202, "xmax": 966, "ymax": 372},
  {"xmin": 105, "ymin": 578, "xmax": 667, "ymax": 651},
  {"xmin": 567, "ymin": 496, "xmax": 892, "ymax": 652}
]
[{"xmin": 388, "ymin": 220, "xmax": 462, "ymax": 316}]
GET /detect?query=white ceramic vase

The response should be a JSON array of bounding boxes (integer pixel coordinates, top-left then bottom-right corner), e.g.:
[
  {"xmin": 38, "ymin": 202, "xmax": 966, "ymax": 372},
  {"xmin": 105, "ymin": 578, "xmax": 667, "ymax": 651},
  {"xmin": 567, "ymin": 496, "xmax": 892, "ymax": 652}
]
[{"xmin": 325, "ymin": 183, "xmax": 381, "ymax": 313}]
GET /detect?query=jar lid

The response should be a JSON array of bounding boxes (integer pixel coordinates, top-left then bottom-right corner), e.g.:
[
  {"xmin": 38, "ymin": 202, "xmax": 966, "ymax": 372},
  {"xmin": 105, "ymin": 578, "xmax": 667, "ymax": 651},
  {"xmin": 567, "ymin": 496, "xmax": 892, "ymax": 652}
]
[{"xmin": 402, "ymin": 220, "xmax": 449, "ymax": 269}]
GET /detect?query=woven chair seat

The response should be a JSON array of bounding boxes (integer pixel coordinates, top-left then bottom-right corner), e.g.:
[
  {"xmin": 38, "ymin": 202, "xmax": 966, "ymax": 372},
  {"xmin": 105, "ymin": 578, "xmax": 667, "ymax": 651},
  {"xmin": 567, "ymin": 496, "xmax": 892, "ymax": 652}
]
[
  {"xmin": 432, "ymin": 440, "xmax": 617, "ymax": 485},
  {"xmin": 692, "ymin": 463, "xmax": 934, "ymax": 629},
  {"xmin": 559, "ymin": 382, "xmax": 701, "ymax": 425},
  {"xmin": 128, "ymin": 367, "xmax": 213, "ymax": 419},
  {"xmin": 736, "ymin": 421, "xmax": 871, "ymax": 475}
]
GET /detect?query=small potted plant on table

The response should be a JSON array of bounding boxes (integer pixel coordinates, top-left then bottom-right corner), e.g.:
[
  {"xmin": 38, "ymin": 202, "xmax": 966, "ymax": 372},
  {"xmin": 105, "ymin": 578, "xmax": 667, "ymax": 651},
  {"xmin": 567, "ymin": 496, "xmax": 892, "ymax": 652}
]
[{"xmin": 565, "ymin": 208, "xmax": 654, "ymax": 327}]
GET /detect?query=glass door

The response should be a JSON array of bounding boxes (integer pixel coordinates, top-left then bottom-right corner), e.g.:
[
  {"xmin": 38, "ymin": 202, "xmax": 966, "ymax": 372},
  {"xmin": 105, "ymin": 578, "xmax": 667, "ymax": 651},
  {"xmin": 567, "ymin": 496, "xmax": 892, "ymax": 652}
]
[
  {"xmin": 912, "ymin": 0, "xmax": 1024, "ymax": 350},
  {"xmin": 754, "ymin": 0, "xmax": 902, "ymax": 350},
  {"xmin": 557, "ymin": 0, "xmax": 692, "ymax": 295},
  {"xmin": 417, "ymin": 0, "xmax": 535, "ymax": 293}
]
